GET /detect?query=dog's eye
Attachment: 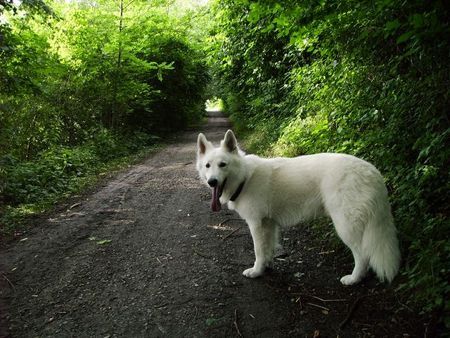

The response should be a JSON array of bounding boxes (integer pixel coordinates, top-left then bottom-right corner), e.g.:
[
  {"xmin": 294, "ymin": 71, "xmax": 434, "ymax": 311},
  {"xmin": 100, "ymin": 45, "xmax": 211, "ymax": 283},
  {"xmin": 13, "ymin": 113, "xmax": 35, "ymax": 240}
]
[
  {"xmin": 206, "ymin": 163, "xmax": 210, "ymax": 168},
  {"xmin": 219, "ymin": 162, "xmax": 227, "ymax": 168}
]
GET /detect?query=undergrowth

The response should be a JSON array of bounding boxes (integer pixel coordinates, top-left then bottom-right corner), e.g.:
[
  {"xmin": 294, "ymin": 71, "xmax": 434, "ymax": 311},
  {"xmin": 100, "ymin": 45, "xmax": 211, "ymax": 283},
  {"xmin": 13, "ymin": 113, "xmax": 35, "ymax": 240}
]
[{"xmin": 0, "ymin": 129, "xmax": 160, "ymax": 239}]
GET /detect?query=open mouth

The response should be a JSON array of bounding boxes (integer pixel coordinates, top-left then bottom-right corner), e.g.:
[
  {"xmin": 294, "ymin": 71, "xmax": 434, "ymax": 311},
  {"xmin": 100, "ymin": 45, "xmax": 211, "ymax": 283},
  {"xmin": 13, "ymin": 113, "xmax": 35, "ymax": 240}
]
[{"xmin": 211, "ymin": 179, "xmax": 226, "ymax": 212}]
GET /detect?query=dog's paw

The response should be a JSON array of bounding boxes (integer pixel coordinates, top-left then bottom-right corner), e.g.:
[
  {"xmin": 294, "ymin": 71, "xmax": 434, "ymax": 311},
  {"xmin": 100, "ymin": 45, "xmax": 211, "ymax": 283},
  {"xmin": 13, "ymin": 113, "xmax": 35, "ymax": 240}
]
[
  {"xmin": 243, "ymin": 267, "xmax": 264, "ymax": 278},
  {"xmin": 340, "ymin": 274, "xmax": 359, "ymax": 286}
]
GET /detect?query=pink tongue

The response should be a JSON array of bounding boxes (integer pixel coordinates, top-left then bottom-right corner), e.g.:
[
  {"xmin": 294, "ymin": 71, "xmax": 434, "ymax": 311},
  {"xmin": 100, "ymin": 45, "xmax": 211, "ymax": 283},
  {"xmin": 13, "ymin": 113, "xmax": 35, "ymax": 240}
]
[{"xmin": 211, "ymin": 186, "xmax": 221, "ymax": 212}]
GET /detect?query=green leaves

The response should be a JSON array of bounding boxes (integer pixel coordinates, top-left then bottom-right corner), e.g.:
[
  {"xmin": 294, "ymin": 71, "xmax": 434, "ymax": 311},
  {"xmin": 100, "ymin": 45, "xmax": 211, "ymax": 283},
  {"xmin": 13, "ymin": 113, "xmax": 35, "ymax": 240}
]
[
  {"xmin": 209, "ymin": 0, "xmax": 450, "ymax": 327},
  {"xmin": 247, "ymin": 3, "xmax": 263, "ymax": 23},
  {"xmin": 151, "ymin": 61, "xmax": 175, "ymax": 82},
  {"xmin": 1, "ymin": 0, "xmax": 209, "ymax": 162},
  {"xmin": 396, "ymin": 30, "xmax": 414, "ymax": 44},
  {"xmin": 384, "ymin": 19, "xmax": 400, "ymax": 37}
]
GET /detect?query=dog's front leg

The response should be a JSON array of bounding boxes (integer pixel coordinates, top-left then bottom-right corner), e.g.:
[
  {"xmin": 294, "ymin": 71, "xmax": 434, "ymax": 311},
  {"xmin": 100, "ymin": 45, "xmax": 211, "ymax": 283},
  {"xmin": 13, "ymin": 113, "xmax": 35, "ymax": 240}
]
[{"xmin": 243, "ymin": 219, "xmax": 277, "ymax": 278}]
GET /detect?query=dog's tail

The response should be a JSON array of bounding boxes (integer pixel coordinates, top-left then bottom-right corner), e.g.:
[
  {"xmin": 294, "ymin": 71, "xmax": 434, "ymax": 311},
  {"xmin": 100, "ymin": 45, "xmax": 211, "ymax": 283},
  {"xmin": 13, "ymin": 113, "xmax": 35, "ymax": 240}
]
[{"xmin": 363, "ymin": 202, "xmax": 401, "ymax": 283}]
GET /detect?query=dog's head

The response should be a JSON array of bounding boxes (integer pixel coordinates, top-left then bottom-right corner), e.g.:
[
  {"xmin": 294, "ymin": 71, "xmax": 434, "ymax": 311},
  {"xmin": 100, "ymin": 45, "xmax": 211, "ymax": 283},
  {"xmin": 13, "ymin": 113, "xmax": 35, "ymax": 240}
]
[{"xmin": 196, "ymin": 130, "xmax": 242, "ymax": 212}]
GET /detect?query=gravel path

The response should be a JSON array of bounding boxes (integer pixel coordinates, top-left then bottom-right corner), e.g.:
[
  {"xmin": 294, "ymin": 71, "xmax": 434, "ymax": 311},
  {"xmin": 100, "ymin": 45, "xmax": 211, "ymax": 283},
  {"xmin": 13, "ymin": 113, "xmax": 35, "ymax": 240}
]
[{"xmin": 0, "ymin": 112, "xmax": 426, "ymax": 337}]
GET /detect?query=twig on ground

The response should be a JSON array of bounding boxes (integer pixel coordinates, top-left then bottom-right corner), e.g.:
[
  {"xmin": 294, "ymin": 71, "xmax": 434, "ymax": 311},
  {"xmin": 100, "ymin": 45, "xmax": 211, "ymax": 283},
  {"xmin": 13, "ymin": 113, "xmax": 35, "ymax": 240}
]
[
  {"xmin": 290, "ymin": 293, "xmax": 346, "ymax": 303},
  {"xmin": 69, "ymin": 202, "xmax": 82, "ymax": 209},
  {"xmin": 234, "ymin": 309, "xmax": 243, "ymax": 337},
  {"xmin": 318, "ymin": 250, "xmax": 335, "ymax": 255},
  {"xmin": 340, "ymin": 296, "xmax": 365, "ymax": 329},
  {"xmin": 1, "ymin": 273, "xmax": 15, "ymax": 292},
  {"xmin": 194, "ymin": 306, "xmax": 198, "ymax": 320},
  {"xmin": 222, "ymin": 227, "xmax": 241, "ymax": 241},
  {"xmin": 193, "ymin": 247, "xmax": 213, "ymax": 259},
  {"xmin": 306, "ymin": 302, "xmax": 330, "ymax": 312},
  {"xmin": 218, "ymin": 218, "xmax": 244, "ymax": 227},
  {"xmin": 309, "ymin": 295, "xmax": 346, "ymax": 303},
  {"xmin": 395, "ymin": 293, "xmax": 414, "ymax": 312}
]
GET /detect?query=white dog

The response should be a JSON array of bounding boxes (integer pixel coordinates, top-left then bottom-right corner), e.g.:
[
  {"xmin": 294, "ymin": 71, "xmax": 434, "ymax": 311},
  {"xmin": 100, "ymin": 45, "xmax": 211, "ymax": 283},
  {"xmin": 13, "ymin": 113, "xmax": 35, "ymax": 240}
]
[{"xmin": 196, "ymin": 130, "xmax": 400, "ymax": 285}]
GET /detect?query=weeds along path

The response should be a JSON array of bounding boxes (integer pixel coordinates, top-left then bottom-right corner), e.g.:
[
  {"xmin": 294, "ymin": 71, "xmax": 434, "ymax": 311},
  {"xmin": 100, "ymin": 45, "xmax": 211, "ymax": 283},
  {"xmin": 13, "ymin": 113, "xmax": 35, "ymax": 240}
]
[{"xmin": 0, "ymin": 112, "xmax": 423, "ymax": 337}]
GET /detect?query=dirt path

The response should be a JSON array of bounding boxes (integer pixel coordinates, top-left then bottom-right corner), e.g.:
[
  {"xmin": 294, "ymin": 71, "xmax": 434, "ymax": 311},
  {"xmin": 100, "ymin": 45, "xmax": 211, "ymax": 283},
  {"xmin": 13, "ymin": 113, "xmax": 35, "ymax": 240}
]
[{"xmin": 0, "ymin": 112, "xmax": 426, "ymax": 337}]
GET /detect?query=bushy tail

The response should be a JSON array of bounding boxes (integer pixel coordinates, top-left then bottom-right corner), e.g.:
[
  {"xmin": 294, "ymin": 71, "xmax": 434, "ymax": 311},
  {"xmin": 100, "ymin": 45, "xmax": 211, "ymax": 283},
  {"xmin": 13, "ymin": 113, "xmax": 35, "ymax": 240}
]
[{"xmin": 363, "ymin": 206, "xmax": 401, "ymax": 283}]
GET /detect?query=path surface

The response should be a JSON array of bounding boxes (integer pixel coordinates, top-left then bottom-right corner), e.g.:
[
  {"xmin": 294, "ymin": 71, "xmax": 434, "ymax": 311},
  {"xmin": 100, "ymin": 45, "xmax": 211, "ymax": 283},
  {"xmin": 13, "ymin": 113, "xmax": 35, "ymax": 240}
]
[{"xmin": 0, "ymin": 112, "xmax": 425, "ymax": 337}]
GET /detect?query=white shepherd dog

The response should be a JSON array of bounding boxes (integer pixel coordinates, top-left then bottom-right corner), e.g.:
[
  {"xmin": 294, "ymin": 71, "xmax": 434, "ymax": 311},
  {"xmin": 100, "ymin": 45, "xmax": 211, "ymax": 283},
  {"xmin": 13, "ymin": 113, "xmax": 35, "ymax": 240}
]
[{"xmin": 196, "ymin": 130, "xmax": 400, "ymax": 285}]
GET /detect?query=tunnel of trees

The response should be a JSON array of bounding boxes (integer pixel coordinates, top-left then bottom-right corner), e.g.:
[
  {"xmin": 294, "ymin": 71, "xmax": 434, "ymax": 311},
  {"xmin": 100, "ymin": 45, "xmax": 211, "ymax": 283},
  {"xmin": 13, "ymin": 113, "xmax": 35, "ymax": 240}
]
[{"xmin": 1, "ymin": 0, "xmax": 448, "ymax": 329}]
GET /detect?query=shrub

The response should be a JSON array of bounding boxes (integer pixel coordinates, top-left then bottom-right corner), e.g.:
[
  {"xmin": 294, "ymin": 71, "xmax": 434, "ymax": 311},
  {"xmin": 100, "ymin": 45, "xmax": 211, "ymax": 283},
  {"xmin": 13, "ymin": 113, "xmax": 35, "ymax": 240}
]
[{"xmin": 209, "ymin": 0, "xmax": 449, "ymax": 326}]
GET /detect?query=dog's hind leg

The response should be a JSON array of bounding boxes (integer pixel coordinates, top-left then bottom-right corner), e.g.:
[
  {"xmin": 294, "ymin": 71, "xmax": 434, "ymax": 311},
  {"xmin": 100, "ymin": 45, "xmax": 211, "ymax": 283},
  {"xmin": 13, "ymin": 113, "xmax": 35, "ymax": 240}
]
[
  {"xmin": 243, "ymin": 218, "xmax": 278, "ymax": 278},
  {"xmin": 340, "ymin": 249, "xmax": 369, "ymax": 285},
  {"xmin": 328, "ymin": 208, "xmax": 369, "ymax": 285}
]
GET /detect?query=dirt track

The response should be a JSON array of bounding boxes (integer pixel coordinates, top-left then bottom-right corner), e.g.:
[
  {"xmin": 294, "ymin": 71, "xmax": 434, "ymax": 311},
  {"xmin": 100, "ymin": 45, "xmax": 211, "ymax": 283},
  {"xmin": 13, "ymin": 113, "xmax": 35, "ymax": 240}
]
[{"xmin": 0, "ymin": 112, "xmax": 426, "ymax": 337}]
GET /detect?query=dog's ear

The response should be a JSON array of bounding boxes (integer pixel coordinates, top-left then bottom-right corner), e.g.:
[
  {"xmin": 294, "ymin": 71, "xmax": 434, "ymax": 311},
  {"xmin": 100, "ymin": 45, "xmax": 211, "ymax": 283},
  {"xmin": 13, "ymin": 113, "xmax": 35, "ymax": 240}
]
[
  {"xmin": 197, "ymin": 133, "xmax": 210, "ymax": 155},
  {"xmin": 223, "ymin": 129, "xmax": 238, "ymax": 153}
]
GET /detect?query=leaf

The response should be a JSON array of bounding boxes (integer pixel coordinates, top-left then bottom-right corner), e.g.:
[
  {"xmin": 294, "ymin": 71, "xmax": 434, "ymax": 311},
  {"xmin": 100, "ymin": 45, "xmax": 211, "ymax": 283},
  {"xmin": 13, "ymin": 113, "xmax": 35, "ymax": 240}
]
[
  {"xmin": 385, "ymin": 19, "xmax": 400, "ymax": 32},
  {"xmin": 248, "ymin": 3, "xmax": 262, "ymax": 23},
  {"xmin": 410, "ymin": 13, "xmax": 424, "ymax": 29},
  {"xmin": 88, "ymin": 237, "xmax": 111, "ymax": 245},
  {"xmin": 205, "ymin": 317, "xmax": 218, "ymax": 326},
  {"xmin": 396, "ymin": 31, "xmax": 414, "ymax": 44},
  {"xmin": 157, "ymin": 69, "xmax": 163, "ymax": 82},
  {"xmin": 384, "ymin": 19, "xmax": 400, "ymax": 38},
  {"xmin": 96, "ymin": 239, "xmax": 111, "ymax": 245}
]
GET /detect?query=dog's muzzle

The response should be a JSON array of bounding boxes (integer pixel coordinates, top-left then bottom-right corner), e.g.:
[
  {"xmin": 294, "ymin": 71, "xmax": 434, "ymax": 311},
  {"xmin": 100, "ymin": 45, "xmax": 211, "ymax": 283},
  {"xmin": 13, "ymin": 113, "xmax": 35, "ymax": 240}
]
[{"xmin": 208, "ymin": 178, "xmax": 218, "ymax": 187}]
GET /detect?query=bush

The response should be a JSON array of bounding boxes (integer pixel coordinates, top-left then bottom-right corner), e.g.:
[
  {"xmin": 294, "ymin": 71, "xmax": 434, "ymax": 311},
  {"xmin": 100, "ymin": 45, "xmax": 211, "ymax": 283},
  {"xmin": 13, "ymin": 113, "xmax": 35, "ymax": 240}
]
[
  {"xmin": 2, "ymin": 146, "xmax": 97, "ymax": 206},
  {"xmin": 1, "ymin": 129, "xmax": 159, "ymax": 209},
  {"xmin": 209, "ymin": 0, "xmax": 449, "ymax": 327}
]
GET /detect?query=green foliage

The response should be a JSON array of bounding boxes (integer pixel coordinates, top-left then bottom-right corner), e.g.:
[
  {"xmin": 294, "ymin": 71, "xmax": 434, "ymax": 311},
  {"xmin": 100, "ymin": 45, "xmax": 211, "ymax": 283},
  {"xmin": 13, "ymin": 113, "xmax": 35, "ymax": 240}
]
[
  {"xmin": 1, "ymin": 0, "xmax": 209, "ymax": 161},
  {"xmin": 0, "ymin": 0, "xmax": 210, "ymax": 234},
  {"xmin": 1, "ymin": 129, "xmax": 156, "ymax": 207},
  {"xmin": 208, "ymin": 0, "xmax": 450, "ymax": 327},
  {"xmin": 0, "ymin": 129, "xmax": 160, "ymax": 237},
  {"xmin": 2, "ymin": 148, "xmax": 93, "ymax": 205}
]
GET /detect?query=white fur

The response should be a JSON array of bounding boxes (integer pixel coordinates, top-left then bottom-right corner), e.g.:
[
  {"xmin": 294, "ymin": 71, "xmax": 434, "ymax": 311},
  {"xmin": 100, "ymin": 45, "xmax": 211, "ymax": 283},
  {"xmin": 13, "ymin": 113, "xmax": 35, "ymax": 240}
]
[{"xmin": 197, "ymin": 130, "xmax": 400, "ymax": 285}]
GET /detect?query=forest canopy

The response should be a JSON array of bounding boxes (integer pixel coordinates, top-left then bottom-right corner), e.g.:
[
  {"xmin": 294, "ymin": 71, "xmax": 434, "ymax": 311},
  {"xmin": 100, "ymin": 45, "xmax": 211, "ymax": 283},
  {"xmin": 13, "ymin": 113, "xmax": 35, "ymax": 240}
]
[{"xmin": 1, "ymin": 0, "xmax": 449, "ymax": 329}]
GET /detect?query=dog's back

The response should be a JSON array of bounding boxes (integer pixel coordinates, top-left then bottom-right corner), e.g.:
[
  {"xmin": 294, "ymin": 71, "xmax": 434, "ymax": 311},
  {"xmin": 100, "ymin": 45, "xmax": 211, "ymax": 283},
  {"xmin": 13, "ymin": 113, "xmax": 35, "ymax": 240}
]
[{"xmin": 237, "ymin": 152, "xmax": 400, "ymax": 283}]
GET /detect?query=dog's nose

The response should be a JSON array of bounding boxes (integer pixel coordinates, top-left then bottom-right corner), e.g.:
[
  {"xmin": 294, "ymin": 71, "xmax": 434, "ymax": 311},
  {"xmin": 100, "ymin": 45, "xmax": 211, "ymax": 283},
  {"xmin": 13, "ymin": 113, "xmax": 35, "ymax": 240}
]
[{"xmin": 208, "ymin": 178, "xmax": 218, "ymax": 187}]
